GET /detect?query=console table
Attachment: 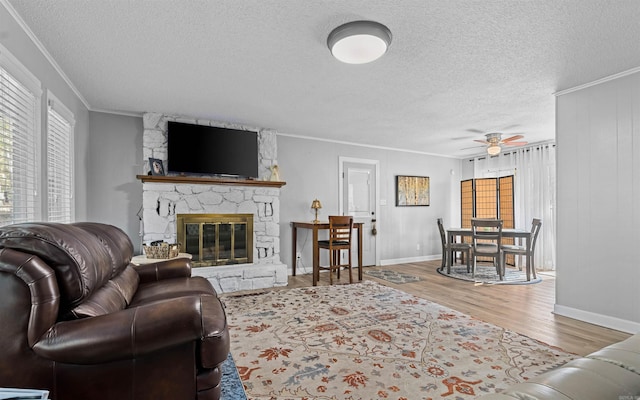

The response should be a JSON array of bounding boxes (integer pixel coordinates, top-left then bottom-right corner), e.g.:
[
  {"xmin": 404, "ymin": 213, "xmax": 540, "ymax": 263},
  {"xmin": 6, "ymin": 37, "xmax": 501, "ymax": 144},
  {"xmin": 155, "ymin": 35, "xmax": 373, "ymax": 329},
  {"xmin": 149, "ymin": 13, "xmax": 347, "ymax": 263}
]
[{"xmin": 291, "ymin": 221, "xmax": 363, "ymax": 286}]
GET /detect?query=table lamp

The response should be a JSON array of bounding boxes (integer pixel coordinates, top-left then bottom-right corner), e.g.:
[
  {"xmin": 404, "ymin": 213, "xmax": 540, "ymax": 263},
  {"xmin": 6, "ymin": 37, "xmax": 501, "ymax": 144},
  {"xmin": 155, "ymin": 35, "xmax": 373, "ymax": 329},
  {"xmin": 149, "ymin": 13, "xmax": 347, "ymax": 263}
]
[{"xmin": 311, "ymin": 199, "xmax": 322, "ymax": 223}]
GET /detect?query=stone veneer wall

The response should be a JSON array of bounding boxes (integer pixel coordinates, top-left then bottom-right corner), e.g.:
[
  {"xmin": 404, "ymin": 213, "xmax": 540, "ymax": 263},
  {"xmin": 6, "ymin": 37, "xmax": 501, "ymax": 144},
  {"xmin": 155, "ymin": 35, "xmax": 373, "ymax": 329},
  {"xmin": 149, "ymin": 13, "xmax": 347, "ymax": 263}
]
[{"xmin": 141, "ymin": 112, "xmax": 287, "ymax": 293}]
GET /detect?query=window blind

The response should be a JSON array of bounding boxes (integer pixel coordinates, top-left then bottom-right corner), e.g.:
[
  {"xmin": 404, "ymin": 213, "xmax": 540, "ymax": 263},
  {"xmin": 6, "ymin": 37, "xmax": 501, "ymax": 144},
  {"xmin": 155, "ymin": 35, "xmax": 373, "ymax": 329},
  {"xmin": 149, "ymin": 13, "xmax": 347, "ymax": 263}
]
[
  {"xmin": 0, "ymin": 65, "xmax": 38, "ymax": 225},
  {"xmin": 47, "ymin": 104, "xmax": 72, "ymax": 223}
]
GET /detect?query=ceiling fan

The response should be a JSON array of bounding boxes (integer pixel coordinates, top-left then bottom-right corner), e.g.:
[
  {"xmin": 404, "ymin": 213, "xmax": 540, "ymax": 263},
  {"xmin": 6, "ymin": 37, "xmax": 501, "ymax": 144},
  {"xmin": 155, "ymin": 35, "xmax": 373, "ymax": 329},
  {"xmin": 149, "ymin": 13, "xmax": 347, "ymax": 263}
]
[{"xmin": 473, "ymin": 133, "xmax": 528, "ymax": 155}]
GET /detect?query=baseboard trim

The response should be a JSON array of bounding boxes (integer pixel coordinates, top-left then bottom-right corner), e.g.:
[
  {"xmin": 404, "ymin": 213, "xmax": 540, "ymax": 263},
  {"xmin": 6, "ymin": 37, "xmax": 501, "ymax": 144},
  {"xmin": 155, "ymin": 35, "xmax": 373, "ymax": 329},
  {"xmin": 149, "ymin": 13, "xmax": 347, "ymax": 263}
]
[
  {"xmin": 380, "ymin": 255, "xmax": 439, "ymax": 266},
  {"xmin": 553, "ymin": 304, "xmax": 640, "ymax": 334}
]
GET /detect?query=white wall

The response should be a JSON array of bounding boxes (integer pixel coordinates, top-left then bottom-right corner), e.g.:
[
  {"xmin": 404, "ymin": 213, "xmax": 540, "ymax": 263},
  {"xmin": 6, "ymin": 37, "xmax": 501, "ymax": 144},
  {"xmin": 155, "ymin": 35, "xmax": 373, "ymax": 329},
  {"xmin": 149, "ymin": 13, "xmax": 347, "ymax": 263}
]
[{"xmin": 556, "ymin": 71, "xmax": 640, "ymax": 333}]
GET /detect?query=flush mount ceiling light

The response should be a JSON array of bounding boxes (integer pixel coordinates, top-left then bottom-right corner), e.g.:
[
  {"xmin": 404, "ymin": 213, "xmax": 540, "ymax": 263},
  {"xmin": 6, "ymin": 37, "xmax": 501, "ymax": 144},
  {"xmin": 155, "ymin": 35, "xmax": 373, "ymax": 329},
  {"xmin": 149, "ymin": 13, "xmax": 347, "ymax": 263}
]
[{"xmin": 327, "ymin": 20, "xmax": 392, "ymax": 64}]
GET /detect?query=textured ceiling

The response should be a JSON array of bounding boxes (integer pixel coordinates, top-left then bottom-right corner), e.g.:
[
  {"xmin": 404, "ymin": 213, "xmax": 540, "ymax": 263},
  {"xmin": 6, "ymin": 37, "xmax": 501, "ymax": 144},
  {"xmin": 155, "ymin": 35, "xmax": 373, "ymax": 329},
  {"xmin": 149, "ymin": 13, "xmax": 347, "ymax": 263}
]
[{"xmin": 6, "ymin": 0, "xmax": 640, "ymax": 158}]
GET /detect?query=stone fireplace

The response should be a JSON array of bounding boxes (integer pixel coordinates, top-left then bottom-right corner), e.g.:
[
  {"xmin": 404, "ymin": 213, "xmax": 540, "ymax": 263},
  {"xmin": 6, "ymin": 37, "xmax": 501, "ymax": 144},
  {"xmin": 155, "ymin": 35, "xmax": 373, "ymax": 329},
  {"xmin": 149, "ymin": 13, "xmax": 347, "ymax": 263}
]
[{"xmin": 139, "ymin": 112, "xmax": 287, "ymax": 293}]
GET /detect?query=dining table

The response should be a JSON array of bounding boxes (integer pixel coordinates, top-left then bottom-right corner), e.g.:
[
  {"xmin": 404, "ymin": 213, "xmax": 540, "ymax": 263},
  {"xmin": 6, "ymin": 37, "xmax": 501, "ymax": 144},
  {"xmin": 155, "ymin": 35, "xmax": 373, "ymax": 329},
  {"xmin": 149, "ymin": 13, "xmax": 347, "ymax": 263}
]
[
  {"xmin": 446, "ymin": 227, "xmax": 534, "ymax": 281},
  {"xmin": 291, "ymin": 221, "xmax": 364, "ymax": 286}
]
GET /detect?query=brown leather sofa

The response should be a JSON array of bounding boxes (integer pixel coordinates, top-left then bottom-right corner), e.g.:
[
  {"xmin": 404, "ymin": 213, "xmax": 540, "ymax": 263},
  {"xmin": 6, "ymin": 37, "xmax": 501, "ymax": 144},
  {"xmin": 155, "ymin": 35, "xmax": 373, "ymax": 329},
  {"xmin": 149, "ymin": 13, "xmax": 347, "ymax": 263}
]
[
  {"xmin": 478, "ymin": 333, "xmax": 640, "ymax": 399},
  {"xmin": 0, "ymin": 222, "xmax": 230, "ymax": 400}
]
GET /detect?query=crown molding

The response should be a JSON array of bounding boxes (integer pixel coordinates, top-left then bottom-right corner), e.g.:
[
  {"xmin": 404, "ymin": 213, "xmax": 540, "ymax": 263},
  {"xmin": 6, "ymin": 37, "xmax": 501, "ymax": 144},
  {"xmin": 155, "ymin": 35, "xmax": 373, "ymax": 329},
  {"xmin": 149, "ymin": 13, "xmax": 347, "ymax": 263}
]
[
  {"xmin": 1, "ymin": 0, "xmax": 91, "ymax": 110},
  {"xmin": 554, "ymin": 66, "xmax": 640, "ymax": 97},
  {"xmin": 276, "ymin": 132, "xmax": 460, "ymax": 159},
  {"xmin": 89, "ymin": 107, "xmax": 143, "ymax": 118}
]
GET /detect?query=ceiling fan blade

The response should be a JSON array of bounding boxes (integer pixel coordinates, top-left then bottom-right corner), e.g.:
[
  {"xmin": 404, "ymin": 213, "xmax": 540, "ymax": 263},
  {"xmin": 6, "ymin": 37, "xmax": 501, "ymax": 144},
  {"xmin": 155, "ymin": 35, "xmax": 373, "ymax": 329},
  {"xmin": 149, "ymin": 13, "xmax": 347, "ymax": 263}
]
[
  {"xmin": 460, "ymin": 144, "xmax": 485, "ymax": 150},
  {"xmin": 473, "ymin": 139, "xmax": 489, "ymax": 144},
  {"xmin": 502, "ymin": 134, "xmax": 524, "ymax": 143},
  {"xmin": 466, "ymin": 129, "xmax": 486, "ymax": 134},
  {"xmin": 503, "ymin": 141, "xmax": 528, "ymax": 146}
]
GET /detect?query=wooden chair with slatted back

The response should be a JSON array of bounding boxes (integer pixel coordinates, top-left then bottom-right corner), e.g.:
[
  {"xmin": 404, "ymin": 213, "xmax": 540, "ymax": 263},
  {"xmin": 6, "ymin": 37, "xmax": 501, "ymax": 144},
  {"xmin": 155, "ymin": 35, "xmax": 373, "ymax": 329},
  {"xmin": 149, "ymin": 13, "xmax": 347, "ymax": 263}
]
[
  {"xmin": 317, "ymin": 215, "xmax": 353, "ymax": 284},
  {"xmin": 471, "ymin": 218, "xmax": 503, "ymax": 280},
  {"xmin": 501, "ymin": 218, "xmax": 542, "ymax": 281},
  {"xmin": 437, "ymin": 218, "xmax": 472, "ymax": 273}
]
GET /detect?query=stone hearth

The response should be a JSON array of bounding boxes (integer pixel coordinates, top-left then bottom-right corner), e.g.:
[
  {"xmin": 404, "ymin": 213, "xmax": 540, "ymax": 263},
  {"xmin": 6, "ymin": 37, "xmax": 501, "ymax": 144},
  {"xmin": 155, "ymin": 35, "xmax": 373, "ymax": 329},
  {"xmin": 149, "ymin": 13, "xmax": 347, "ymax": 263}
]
[{"xmin": 140, "ymin": 112, "xmax": 287, "ymax": 293}]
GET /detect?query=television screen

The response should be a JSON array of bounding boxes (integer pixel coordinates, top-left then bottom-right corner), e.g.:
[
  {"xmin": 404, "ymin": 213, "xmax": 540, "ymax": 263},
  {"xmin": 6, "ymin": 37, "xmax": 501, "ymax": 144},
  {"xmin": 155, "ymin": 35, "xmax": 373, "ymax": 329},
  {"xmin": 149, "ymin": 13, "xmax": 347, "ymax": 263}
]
[{"xmin": 167, "ymin": 121, "xmax": 259, "ymax": 178}]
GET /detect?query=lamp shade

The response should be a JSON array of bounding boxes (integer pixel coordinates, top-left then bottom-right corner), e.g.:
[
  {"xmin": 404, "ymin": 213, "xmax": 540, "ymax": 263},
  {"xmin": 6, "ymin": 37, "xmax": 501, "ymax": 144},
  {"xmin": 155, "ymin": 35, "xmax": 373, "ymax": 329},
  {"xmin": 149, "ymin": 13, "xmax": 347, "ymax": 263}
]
[
  {"xmin": 311, "ymin": 199, "xmax": 322, "ymax": 209},
  {"xmin": 327, "ymin": 20, "xmax": 392, "ymax": 64},
  {"xmin": 487, "ymin": 144, "xmax": 501, "ymax": 156}
]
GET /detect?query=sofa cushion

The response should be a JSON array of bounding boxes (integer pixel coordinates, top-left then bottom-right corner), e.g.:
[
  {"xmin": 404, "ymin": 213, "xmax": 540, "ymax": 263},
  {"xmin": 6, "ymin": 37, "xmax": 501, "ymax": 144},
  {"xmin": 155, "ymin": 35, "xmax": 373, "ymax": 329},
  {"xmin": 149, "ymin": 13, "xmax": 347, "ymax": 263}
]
[
  {"xmin": 69, "ymin": 265, "xmax": 139, "ymax": 319},
  {"xmin": 109, "ymin": 264, "xmax": 139, "ymax": 303},
  {"xmin": 0, "ymin": 223, "xmax": 113, "ymax": 311},
  {"xmin": 503, "ymin": 357, "xmax": 640, "ymax": 399},
  {"xmin": 71, "ymin": 222, "xmax": 134, "ymax": 277}
]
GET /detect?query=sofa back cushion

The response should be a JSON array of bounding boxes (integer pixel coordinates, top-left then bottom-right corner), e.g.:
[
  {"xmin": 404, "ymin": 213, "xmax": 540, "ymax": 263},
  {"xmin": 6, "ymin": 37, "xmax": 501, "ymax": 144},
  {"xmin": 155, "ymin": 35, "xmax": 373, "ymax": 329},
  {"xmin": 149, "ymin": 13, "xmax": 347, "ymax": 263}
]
[
  {"xmin": 0, "ymin": 222, "xmax": 134, "ymax": 315},
  {"xmin": 69, "ymin": 265, "xmax": 139, "ymax": 318},
  {"xmin": 71, "ymin": 222, "xmax": 133, "ymax": 276}
]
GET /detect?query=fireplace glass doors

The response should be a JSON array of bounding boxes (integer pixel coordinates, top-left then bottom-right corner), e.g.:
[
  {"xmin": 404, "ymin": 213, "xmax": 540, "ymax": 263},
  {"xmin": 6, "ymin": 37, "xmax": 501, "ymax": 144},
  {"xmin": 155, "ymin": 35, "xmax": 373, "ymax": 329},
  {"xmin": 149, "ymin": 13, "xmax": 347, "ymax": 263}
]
[{"xmin": 177, "ymin": 214, "xmax": 253, "ymax": 267}]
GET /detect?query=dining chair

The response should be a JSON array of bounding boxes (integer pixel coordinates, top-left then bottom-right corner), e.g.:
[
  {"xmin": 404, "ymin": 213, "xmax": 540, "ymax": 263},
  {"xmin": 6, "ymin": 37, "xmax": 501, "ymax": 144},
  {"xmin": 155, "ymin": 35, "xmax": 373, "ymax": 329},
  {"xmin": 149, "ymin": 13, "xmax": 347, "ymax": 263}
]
[
  {"xmin": 437, "ymin": 218, "xmax": 472, "ymax": 274},
  {"xmin": 501, "ymin": 218, "xmax": 542, "ymax": 281},
  {"xmin": 471, "ymin": 218, "xmax": 503, "ymax": 279},
  {"xmin": 317, "ymin": 215, "xmax": 354, "ymax": 284}
]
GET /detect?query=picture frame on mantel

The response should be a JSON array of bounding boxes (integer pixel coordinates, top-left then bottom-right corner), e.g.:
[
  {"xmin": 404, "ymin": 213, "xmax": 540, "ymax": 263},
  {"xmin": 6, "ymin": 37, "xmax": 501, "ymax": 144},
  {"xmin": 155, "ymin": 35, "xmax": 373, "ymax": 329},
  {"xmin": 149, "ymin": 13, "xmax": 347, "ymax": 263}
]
[
  {"xmin": 396, "ymin": 175, "xmax": 430, "ymax": 206},
  {"xmin": 149, "ymin": 158, "xmax": 165, "ymax": 176}
]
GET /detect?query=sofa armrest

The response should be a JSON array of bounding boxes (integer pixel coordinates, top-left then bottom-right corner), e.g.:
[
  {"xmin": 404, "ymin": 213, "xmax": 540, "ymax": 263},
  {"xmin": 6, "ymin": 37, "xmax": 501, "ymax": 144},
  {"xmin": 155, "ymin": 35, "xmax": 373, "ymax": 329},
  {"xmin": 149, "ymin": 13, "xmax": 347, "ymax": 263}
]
[
  {"xmin": 33, "ymin": 295, "xmax": 227, "ymax": 365},
  {"xmin": 134, "ymin": 257, "xmax": 192, "ymax": 283}
]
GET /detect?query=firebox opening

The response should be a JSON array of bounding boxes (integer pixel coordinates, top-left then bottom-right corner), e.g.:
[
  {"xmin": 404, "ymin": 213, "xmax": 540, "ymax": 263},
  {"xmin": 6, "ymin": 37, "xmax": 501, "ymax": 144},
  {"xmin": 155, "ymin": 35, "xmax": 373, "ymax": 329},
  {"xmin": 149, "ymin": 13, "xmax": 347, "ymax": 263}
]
[{"xmin": 177, "ymin": 213, "xmax": 253, "ymax": 267}]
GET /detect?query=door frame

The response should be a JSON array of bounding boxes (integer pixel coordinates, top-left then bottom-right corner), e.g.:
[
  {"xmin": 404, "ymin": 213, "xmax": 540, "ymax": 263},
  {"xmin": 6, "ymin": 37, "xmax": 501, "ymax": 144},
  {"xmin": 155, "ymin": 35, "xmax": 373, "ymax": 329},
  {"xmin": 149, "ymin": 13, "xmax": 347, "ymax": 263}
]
[{"xmin": 338, "ymin": 156, "xmax": 381, "ymax": 266}]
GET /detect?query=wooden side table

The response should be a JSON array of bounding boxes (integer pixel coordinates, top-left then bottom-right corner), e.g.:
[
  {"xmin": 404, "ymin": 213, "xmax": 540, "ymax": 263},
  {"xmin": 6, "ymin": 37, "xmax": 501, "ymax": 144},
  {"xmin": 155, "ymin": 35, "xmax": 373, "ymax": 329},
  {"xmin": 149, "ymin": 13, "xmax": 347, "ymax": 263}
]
[
  {"xmin": 290, "ymin": 221, "xmax": 363, "ymax": 285},
  {"xmin": 131, "ymin": 252, "xmax": 193, "ymax": 265}
]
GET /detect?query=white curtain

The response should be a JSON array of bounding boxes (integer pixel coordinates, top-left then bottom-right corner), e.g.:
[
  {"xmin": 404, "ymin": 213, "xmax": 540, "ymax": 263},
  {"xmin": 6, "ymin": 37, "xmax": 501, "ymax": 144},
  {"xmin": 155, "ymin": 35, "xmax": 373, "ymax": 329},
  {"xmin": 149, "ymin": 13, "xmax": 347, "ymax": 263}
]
[
  {"xmin": 472, "ymin": 144, "xmax": 556, "ymax": 270},
  {"xmin": 512, "ymin": 145, "xmax": 556, "ymax": 270}
]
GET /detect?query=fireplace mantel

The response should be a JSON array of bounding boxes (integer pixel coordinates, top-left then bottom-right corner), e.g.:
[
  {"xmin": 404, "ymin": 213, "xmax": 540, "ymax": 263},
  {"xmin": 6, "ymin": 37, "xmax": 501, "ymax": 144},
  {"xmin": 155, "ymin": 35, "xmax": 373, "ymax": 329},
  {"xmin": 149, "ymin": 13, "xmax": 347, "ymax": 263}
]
[{"xmin": 136, "ymin": 174, "xmax": 286, "ymax": 188}]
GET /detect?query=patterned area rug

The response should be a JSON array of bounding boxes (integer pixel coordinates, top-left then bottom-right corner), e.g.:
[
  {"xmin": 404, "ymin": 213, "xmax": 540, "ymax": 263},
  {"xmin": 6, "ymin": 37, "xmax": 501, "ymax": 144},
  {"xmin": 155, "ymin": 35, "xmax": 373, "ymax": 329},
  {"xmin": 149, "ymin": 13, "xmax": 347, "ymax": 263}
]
[
  {"xmin": 221, "ymin": 281, "xmax": 575, "ymax": 399},
  {"xmin": 221, "ymin": 353, "xmax": 248, "ymax": 399},
  {"xmin": 364, "ymin": 268, "xmax": 421, "ymax": 284},
  {"xmin": 438, "ymin": 264, "xmax": 542, "ymax": 285}
]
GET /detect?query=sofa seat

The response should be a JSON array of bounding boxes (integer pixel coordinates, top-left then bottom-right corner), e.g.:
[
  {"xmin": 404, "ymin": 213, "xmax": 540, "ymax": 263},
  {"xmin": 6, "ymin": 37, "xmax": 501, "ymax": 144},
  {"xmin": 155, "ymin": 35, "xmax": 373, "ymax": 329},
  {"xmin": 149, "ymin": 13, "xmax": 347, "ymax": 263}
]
[{"xmin": 478, "ymin": 333, "xmax": 640, "ymax": 399}]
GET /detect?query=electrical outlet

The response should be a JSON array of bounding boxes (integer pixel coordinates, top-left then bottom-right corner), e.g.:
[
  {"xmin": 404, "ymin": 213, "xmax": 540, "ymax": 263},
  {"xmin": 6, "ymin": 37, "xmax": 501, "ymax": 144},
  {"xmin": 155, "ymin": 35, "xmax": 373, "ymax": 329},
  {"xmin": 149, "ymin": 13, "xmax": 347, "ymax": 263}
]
[{"xmin": 416, "ymin": 243, "xmax": 420, "ymax": 251}]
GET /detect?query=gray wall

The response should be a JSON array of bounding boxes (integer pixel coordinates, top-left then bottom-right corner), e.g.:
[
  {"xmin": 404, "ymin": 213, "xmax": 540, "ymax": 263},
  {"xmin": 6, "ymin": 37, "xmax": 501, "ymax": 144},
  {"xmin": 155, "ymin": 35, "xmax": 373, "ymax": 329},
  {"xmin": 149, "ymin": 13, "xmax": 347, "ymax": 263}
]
[
  {"xmin": 556, "ymin": 71, "xmax": 640, "ymax": 332},
  {"xmin": 277, "ymin": 135, "xmax": 461, "ymax": 271},
  {"xmin": 82, "ymin": 113, "xmax": 463, "ymax": 268},
  {"xmin": 87, "ymin": 112, "xmax": 143, "ymax": 250},
  {"xmin": 1, "ymin": 4, "xmax": 90, "ymax": 221}
]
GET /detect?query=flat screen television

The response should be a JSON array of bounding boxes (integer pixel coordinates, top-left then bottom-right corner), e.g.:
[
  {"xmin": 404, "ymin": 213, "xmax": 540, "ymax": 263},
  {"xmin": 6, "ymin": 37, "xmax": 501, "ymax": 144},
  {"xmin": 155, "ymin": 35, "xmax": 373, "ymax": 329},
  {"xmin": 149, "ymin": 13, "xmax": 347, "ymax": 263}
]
[{"xmin": 167, "ymin": 121, "xmax": 259, "ymax": 179}]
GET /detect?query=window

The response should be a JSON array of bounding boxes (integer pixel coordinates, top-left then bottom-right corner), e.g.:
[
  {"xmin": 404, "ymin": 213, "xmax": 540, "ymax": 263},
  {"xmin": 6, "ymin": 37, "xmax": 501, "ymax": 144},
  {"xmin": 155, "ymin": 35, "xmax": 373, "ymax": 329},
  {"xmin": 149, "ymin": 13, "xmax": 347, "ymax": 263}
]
[
  {"xmin": 0, "ymin": 45, "xmax": 42, "ymax": 225},
  {"xmin": 46, "ymin": 92, "xmax": 74, "ymax": 222}
]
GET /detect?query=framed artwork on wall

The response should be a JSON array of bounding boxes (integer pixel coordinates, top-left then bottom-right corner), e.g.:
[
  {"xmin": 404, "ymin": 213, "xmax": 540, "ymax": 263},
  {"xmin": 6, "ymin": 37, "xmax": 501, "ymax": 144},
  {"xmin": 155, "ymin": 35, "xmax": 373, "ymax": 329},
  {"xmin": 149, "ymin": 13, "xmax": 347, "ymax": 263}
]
[{"xmin": 396, "ymin": 175, "xmax": 430, "ymax": 206}]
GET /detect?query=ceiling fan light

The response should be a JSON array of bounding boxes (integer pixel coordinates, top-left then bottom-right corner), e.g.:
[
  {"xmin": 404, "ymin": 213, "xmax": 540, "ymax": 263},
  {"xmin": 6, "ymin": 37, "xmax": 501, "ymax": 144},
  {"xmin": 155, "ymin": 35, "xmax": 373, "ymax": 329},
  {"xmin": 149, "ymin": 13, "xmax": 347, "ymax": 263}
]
[
  {"xmin": 487, "ymin": 144, "xmax": 501, "ymax": 156},
  {"xmin": 328, "ymin": 20, "xmax": 392, "ymax": 64}
]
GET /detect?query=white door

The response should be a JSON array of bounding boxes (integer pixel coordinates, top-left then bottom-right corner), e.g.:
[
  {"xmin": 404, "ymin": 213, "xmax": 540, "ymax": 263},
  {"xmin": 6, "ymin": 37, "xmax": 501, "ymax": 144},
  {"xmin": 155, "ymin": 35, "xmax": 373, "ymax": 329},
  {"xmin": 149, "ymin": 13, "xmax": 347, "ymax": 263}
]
[{"xmin": 340, "ymin": 158, "xmax": 378, "ymax": 266}]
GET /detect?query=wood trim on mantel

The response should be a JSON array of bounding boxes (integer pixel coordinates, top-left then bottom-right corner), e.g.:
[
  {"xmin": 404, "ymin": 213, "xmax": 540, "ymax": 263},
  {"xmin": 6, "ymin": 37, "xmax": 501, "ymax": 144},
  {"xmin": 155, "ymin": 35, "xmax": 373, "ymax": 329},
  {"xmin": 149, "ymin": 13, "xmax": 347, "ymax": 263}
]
[{"xmin": 136, "ymin": 175, "xmax": 286, "ymax": 188}]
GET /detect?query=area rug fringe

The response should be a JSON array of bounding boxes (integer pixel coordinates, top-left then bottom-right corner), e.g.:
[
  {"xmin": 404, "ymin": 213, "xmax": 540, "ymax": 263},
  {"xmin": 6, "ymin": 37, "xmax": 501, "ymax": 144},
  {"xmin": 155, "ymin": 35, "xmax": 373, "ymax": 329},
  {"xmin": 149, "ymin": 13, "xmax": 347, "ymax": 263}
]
[{"xmin": 221, "ymin": 281, "xmax": 575, "ymax": 399}]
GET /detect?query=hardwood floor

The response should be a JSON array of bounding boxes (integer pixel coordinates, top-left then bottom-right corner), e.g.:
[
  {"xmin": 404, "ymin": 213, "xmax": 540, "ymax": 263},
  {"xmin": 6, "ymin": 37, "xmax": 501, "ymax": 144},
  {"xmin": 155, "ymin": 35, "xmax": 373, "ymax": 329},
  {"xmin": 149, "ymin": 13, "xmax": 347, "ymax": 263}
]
[{"xmin": 279, "ymin": 260, "xmax": 630, "ymax": 356}]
